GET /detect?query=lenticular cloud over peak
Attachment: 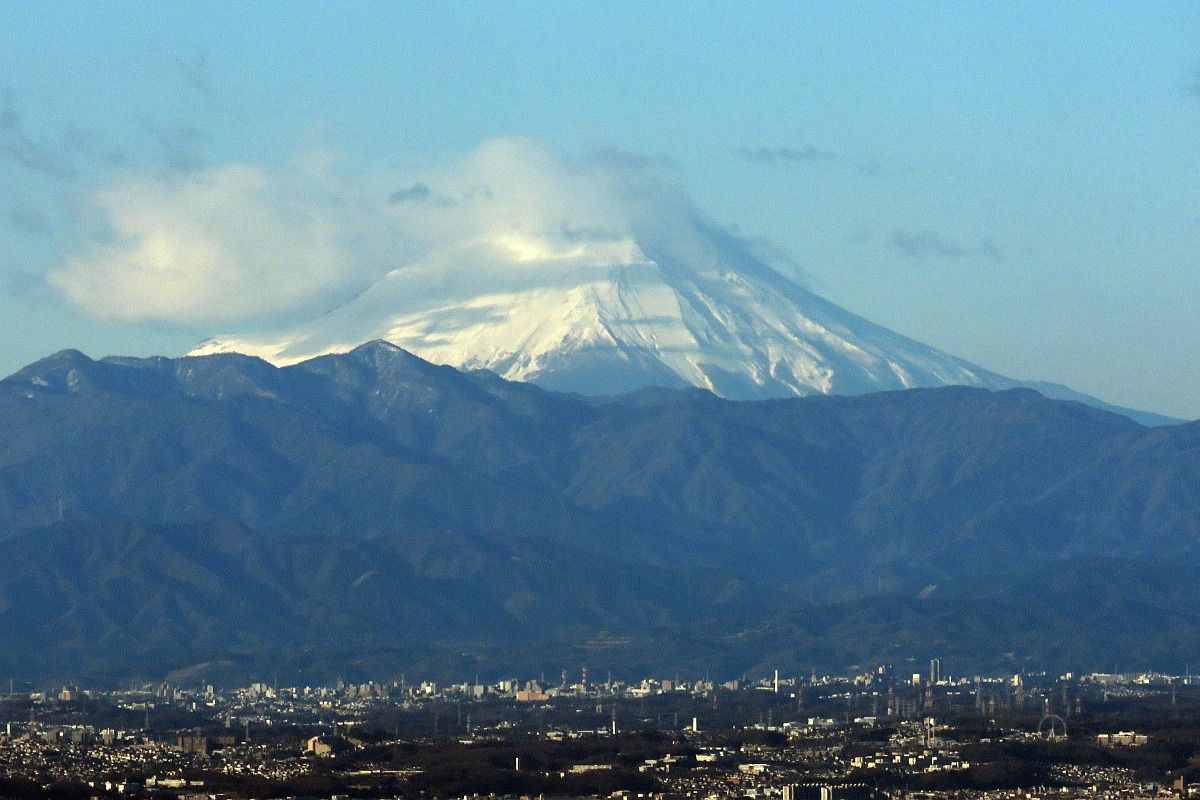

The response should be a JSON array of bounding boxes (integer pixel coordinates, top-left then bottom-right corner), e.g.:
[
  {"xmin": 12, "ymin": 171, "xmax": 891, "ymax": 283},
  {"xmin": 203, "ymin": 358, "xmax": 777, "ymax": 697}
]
[{"xmin": 185, "ymin": 139, "xmax": 1014, "ymax": 400}]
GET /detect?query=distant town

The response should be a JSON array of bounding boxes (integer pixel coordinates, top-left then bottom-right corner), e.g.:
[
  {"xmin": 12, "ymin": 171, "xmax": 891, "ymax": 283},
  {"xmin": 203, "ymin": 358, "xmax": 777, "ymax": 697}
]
[{"xmin": 5, "ymin": 663, "xmax": 1200, "ymax": 800}]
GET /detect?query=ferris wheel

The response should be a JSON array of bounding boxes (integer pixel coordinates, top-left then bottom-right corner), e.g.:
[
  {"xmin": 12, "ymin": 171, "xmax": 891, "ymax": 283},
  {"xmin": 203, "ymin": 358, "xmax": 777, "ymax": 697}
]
[{"xmin": 1038, "ymin": 714, "xmax": 1067, "ymax": 741}]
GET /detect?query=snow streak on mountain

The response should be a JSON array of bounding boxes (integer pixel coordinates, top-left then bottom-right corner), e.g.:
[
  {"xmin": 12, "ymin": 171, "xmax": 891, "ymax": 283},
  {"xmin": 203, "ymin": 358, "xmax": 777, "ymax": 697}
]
[
  {"xmin": 193, "ymin": 232, "xmax": 1010, "ymax": 398},
  {"xmin": 192, "ymin": 140, "xmax": 1013, "ymax": 399}
]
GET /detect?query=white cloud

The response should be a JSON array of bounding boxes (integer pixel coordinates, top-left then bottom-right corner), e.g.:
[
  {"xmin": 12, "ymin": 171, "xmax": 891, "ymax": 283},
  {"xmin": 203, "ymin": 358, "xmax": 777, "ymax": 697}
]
[
  {"xmin": 49, "ymin": 161, "xmax": 405, "ymax": 323},
  {"xmin": 385, "ymin": 138, "xmax": 660, "ymax": 252},
  {"xmin": 49, "ymin": 137, "xmax": 797, "ymax": 325},
  {"xmin": 381, "ymin": 138, "xmax": 746, "ymax": 278}
]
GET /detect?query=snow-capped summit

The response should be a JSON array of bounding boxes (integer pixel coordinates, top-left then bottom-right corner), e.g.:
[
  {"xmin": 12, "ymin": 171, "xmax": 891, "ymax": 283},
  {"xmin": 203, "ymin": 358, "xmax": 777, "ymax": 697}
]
[
  {"xmin": 189, "ymin": 137, "xmax": 1174, "ymax": 425},
  {"xmin": 191, "ymin": 229, "xmax": 1014, "ymax": 399}
]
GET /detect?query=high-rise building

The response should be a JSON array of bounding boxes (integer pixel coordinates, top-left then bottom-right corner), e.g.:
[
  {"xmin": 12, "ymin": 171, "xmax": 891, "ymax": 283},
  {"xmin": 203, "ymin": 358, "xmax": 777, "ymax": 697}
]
[{"xmin": 929, "ymin": 658, "xmax": 942, "ymax": 685}]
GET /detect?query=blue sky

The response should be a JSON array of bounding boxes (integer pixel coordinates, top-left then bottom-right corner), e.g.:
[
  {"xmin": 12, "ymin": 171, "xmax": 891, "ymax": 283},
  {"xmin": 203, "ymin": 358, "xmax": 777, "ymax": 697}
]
[{"xmin": 1, "ymin": 1, "xmax": 1198, "ymax": 416}]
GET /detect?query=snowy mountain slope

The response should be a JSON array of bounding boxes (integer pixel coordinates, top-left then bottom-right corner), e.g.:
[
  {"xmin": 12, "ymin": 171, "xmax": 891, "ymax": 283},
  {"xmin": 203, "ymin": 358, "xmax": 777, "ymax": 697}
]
[
  {"xmin": 194, "ymin": 233, "xmax": 1009, "ymax": 394},
  {"xmin": 191, "ymin": 229, "xmax": 1178, "ymax": 425}
]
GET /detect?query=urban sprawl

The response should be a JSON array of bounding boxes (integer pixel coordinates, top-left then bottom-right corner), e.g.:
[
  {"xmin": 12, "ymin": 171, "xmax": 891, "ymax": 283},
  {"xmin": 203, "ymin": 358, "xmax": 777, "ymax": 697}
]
[{"xmin": 4, "ymin": 665, "xmax": 1200, "ymax": 800}]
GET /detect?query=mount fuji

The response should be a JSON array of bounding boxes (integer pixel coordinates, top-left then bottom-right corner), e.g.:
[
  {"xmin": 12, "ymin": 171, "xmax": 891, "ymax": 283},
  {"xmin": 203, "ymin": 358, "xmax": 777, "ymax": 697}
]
[{"xmin": 192, "ymin": 223, "xmax": 1174, "ymax": 426}]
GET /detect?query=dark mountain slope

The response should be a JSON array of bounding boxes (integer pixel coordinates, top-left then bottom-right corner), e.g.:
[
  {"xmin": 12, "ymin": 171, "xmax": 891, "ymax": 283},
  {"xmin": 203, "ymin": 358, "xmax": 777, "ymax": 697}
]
[
  {"xmin": 0, "ymin": 518, "xmax": 783, "ymax": 677},
  {"xmin": 727, "ymin": 554, "xmax": 1200, "ymax": 676},
  {"xmin": 0, "ymin": 346, "xmax": 565, "ymax": 541},
  {"xmin": 1, "ymin": 340, "xmax": 1199, "ymax": 680}
]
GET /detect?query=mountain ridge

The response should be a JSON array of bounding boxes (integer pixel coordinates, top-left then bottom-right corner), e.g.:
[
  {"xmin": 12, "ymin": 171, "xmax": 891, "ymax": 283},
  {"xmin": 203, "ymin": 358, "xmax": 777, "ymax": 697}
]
[
  {"xmin": 3, "ymin": 342, "xmax": 1199, "ymax": 678},
  {"xmin": 5, "ymin": 517, "xmax": 1199, "ymax": 682},
  {"xmin": 187, "ymin": 232, "xmax": 1181, "ymax": 427},
  {"xmin": 2, "ymin": 340, "xmax": 1200, "ymax": 681},
  {"xmin": 3, "ymin": 343, "xmax": 1196, "ymax": 583}
]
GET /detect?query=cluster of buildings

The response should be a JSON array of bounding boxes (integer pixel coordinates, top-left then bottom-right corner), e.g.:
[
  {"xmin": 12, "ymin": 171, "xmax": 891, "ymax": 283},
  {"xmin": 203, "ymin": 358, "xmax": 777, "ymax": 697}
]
[{"xmin": 0, "ymin": 666, "xmax": 1194, "ymax": 800}]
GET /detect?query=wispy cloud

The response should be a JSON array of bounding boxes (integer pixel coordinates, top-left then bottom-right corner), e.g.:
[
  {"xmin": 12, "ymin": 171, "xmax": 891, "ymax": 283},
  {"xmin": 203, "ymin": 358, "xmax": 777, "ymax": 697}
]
[
  {"xmin": 889, "ymin": 228, "xmax": 1003, "ymax": 261},
  {"xmin": 50, "ymin": 138, "xmax": 806, "ymax": 326},
  {"xmin": 389, "ymin": 181, "xmax": 459, "ymax": 207},
  {"xmin": 177, "ymin": 47, "xmax": 244, "ymax": 118},
  {"xmin": 179, "ymin": 49, "xmax": 217, "ymax": 104},
  {"xmin": 585, "ymin": 144, "xmax": 676, "ymax": 172},
  {"xmin": 736, "ymin": 143, "xmax": 893, "ymax": 177},
  {"xmin": 0, "ymin": 88, "xmax": 127, "ymax": 178},
  {"xmin": 63, "ymin": 123, "xmax": 125, "ymax": 166},
  {"xmin": 7, "ymin": 205, "xmax": 51, "ymax": 236},
  {"xmin": 0, "ymin": 89, "xmax": 77, "ymax": 180},
  {"xmin": 140, "ymin": 119, "xmax": 210, "ymax": 173},
  {"xmin": 389, "ymin": 182, "xmax": 432, "ymax": 203},
  {"xmin": 737, "ymin": 145, "xmax": 841, "ymax": 165},
  {"xmin": 4, "ymin": 268, "xmax": 50, "ymax": 300},
  {"xmin": 49, "ymin": 160, "xmax": 411, "ymax": 323}
]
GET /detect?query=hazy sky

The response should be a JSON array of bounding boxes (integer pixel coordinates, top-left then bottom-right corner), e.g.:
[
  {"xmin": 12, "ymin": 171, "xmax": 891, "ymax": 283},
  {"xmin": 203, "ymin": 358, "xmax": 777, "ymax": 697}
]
[{"xmin": 2, "ymin": 2, "xmax": 1198, "ymax": 417}]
